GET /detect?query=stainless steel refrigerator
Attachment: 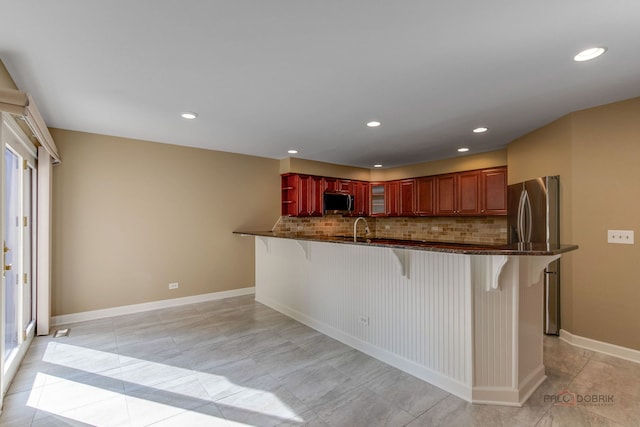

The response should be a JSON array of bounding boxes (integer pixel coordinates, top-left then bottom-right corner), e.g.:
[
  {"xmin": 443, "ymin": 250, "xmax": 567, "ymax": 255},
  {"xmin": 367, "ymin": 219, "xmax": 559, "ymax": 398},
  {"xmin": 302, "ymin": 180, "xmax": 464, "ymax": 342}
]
[{"xmin": 507, "ymin": 176, "xmax": 560, "ymax": 335}]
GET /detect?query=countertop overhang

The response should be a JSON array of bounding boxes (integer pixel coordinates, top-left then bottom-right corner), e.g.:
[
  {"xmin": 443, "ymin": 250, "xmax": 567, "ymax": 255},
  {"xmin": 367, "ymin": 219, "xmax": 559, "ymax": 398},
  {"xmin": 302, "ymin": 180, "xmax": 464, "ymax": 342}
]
[{"xmin": 233, "ymin": 230, "xmax": 578, "ymax": 256}]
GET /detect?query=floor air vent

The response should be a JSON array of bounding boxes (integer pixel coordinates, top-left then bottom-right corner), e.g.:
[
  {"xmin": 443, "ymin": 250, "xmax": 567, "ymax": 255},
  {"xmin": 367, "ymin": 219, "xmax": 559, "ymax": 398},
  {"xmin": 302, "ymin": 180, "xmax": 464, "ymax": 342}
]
[{"xmin": 53, "ymin": 328, "xmax": 70, "ymax": 338}]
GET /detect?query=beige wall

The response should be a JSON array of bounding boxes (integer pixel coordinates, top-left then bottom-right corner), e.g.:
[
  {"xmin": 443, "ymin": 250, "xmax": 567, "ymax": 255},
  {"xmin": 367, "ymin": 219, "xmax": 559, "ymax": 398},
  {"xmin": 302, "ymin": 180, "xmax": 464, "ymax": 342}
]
[
  {"xmin": 51, "ymin": 129, "xmax": 280, "ymax": 316},
  {"xmin": 508, "ymin": 114, "xmax": 576, "ymax": 337},
  {"xmin": 280, "ymin": 157, "xmax": 371, "ymax": 181},
  {"xmin": 0, "ymin": 60, "xmax": 18, "ymax": 90},
  {"xmin": 508, "ymin": 96, "xmax": 640, "ymax": 351},
  {"xmin": 371, "ymin": 150, "xmax": 507, "ymax": 181},
  {"xmin": 281, "ymin": 150, "xmax": 507, "ymax": 182}
]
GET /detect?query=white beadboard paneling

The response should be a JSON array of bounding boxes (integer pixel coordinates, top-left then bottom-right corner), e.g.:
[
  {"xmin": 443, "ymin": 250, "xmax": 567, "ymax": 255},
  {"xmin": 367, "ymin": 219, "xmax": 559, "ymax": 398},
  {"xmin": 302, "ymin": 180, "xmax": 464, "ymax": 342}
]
[
  {"xmin": 255, "ymin": 237, "xmax": 553, "ymax": 406},
  {"xmin": 472, "ymin": 255, "xmax": 516, "ymax": 388},
  {"xmin": 256, "ymin": 238, "xmax": 473, "ymax": 393}
]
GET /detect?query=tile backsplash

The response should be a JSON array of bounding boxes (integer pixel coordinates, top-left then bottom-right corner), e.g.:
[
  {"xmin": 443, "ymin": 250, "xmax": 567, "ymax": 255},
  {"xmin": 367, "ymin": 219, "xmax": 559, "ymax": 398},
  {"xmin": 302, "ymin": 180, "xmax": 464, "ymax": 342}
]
[{"xmin": 274, "ymin": 215, "xmax": 508, "ymax": 245}]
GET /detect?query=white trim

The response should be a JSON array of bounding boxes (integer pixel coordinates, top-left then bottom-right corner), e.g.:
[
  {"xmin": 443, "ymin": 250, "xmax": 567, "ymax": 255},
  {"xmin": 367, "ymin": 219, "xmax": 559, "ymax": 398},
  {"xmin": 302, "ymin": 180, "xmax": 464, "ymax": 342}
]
[
  {"xmin": 470, "ymin": 365, "xmax": 546, "ymax": 407},
  {"xmin": 51, "ymin": 287, "xmax": 255, "ymax": 326},
  {"xmin": 2, "ymin": 114, "xmax": 37, "ymax": 160},
  {"xmin": 2, "ymin": 327, "xmax": 34, "ymax": 396},
  {"xmin": 560, "ymin": 329, "xmax": 640, "ymax": 364},
  {"xmin": 36, "ymin": 147, "xmax": 52, "ymax": 335}
]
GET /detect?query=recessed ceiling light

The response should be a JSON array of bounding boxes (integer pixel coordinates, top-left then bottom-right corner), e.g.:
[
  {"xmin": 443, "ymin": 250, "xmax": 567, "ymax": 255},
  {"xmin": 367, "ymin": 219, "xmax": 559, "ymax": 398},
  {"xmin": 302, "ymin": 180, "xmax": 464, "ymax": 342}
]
[
  {"xmin": 574, "ymin": 47, "xmax": 607, "ymax": 62},
  {"xmin": 367, "ymin": 121, "xmax": 382, "ymax": 128},
  {"xmin": 473, "ymin": 127, "xmax": 488, "ymax": 133},
  {"xmin": 181, "ymin": 112, "xmax": 198, "ymax": 119},
  {"xmin": 458, "ymin": 148, "xmax": 470, "ymax": 153},
  {"xmin": 287, "ymin": 149, "xmax": 298, "ymax": 154},
  {"xmin": 373, "ymin": 164, "xmax": 383, "ymax": 168}
]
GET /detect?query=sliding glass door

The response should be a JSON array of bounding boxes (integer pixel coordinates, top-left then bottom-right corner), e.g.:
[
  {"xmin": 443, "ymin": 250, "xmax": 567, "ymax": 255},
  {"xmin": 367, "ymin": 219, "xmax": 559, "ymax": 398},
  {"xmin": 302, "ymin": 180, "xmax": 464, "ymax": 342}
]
[
  {"xmin": 3, "ymin": 147, "xmax": 20, "ymax": 360},
  {"xmin": 1, "ymin": 115, "xmax": 37, "ymax": 392}
]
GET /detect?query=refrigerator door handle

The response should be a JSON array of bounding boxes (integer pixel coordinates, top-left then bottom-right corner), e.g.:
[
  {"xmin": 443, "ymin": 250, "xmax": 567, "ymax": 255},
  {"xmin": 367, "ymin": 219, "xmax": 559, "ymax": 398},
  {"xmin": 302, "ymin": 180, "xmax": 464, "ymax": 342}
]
[
  {"xmin": 517, "ymin": 191, "xmax": 526, "ymax": 241},
  {"xmin": 523, "ymin": 190, "xmax": 533, "ymax": 242}
]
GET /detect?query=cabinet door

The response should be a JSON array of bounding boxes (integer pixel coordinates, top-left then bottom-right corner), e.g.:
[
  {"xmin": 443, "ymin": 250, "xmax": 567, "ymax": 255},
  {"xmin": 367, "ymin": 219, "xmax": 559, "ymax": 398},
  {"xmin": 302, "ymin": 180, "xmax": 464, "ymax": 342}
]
[
  {"xmin": 324, "ymin": 178, "xmax": 338, "ymax": 192},
  {"xmin": 386, "ymin": 181, "xmax": 399, "ymax": 216},
  {"xmin": 399, "ymin": 179, "xmax": 416, "ymax": 216},
  {"xmin": 481, "ymin": 167, "xmax": 507, "ymax": 215},
  {"xmin": 370, "ymin": 183, "xmax": 386, "ymax": 216},
  {"xmin": 457, "ymin": 171, "xmax": 481, "ymax": 215},
  {"xmin": 435, "ymin": 174, "xmax": 457, "ymax": 215},
  {"xmin": 338, "ymin": 180, "xmax": 351, "ymax": 192},
  {"xmin": 351, "ymin": 181, "xmax": 370, "ymax": 216},
  {"xmin": 297, "ymin": 175, "xmax": 313, "ymax": 216},
  {"xmin": 310, "ymin": 176, "xmax": 324, "ymax": 216},
  {"xmin": 296, "ymin": 175, "xmax": 324, "ymax": 217},
  {"xmin": 415, "ymin": 177, "xmax": 435, "ymax": 216}
]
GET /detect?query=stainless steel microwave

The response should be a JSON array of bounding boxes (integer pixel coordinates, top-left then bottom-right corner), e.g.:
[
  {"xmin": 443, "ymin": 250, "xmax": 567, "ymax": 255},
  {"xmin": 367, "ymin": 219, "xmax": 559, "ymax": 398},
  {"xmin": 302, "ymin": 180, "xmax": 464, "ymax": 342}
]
[{"xmin": 323, "ymin": 192, "xmax": 354, "ymax": 213}]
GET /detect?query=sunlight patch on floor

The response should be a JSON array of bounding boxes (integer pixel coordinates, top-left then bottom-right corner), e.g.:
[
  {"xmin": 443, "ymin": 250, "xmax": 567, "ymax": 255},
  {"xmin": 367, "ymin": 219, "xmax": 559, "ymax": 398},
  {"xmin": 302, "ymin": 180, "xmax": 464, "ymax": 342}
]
[{"xmin": 30, "ymin": 341, "xmax": 304, "ymax": 424}]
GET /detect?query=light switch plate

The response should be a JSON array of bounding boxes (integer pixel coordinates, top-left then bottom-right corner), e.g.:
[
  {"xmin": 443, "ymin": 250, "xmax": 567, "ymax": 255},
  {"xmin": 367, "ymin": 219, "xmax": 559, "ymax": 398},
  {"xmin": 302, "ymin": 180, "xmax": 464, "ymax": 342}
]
[{"xmin": 607, "ymin": 230, "xmax": 634, "ymax": 244}]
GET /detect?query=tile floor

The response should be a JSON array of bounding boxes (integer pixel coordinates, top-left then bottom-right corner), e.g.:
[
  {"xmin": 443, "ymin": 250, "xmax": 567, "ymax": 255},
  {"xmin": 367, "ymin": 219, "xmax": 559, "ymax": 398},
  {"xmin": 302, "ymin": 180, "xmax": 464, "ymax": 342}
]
[{"xmin": 0, "ymin": 295, "xmax": 638, "ymax": 426}]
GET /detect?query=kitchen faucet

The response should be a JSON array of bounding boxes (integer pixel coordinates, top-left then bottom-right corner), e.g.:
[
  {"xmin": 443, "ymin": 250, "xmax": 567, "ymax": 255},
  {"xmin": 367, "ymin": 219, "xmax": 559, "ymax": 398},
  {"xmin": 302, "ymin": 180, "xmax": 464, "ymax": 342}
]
[{"xmin": 353, "ymin": 217, "xmax": 370, "ymax": 242}]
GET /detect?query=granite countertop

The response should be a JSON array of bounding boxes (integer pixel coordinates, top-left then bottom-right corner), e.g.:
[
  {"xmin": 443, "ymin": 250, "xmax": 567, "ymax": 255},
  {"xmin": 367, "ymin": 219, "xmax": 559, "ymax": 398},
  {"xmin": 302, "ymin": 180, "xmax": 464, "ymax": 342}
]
[{"xmin": 233, "ymin": 230, "xmax": 578, "ymax": 256}]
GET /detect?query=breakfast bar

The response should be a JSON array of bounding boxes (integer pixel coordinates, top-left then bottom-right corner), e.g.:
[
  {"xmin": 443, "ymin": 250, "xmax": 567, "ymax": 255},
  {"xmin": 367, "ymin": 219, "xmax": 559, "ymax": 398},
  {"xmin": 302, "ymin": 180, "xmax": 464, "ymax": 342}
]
[{"xmin": 236, "ymin": 231, "xmax": 577, "ymax": 407}]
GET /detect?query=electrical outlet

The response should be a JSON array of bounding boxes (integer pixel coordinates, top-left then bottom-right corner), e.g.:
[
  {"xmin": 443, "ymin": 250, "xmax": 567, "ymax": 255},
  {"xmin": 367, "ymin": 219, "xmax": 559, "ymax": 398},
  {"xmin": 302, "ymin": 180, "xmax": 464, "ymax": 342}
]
[
  {"xmin": 384, "ymin": 225, "xmax": 391, "ymax": 230},
  {"xmin": 358, "ymin": 315, "xmax": 369, "ymax": 326},
  {"xmin": 431, "ymin": 226, "xmax": 441, "ymax": 232},
  {"xmin": 169, "ymin": 282, "xmax": 179, "ymax": 290},
  {"xmin": 607, "ymin": 230, "xmax": 634, "ymax": 245}
]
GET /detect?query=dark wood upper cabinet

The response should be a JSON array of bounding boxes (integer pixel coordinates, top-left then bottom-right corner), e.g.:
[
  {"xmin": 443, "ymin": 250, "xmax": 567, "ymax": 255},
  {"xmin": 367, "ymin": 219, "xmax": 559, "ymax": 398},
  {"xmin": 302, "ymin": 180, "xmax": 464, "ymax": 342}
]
[
  {"xmin": 325, "ymin": 178, "xmax": 351, "ymax": 193},
  {"xmin": 281, "ymin": 173, "xmax": 323, "ymax": 217},
  {"xmin": 350, "ymin": 181, "xmax": 370, "ymax": 216},
  {"xmin": 415, "ymin": 177, "xmax": 435, "ymax": 215},
  {"xmin": 369, "ymin": 182, "xmax": 386, "ymax": 216},
  {"xmin": 386, "ymin": 181, "xmax": 399, "ymax": 216},
  {"xmin": 435, "ymin": 174, "xmax": 457, "ymax": 215},
  {"xmin": 324, "ymin": 178, "xmax": 337, "ymax": 192},
  {"xmin": 435, "ymin": 169, "xmax": 506, "ymax": 216},
  {"xmin": 481, "ymin": 167, "xmax": 507, "ymax": 215},
  {"xmin": 457, "ymin": 171, "xmax": 481, "ymax": 215},
  {"xmin": 282, "ymin": 166, "xmax": 506, "ymax": 218},
  {"xmin": 398, "ymin": 179, "xmax": 416, "ymax": 216},
  {"xmin": 281, "ymin": 173, "xmax": 299, "ymax": 216},
  {"xmin": 297, "ymin": 174, "xmax": 323, "ymax": 217}
]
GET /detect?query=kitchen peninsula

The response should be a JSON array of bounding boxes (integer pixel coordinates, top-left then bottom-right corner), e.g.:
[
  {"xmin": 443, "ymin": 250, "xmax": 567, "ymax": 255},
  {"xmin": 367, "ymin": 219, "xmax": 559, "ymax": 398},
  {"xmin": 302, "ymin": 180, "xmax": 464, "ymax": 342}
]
[{"xmin": 235, "ymin": 230, "xmax": 577, "ymax": 407}]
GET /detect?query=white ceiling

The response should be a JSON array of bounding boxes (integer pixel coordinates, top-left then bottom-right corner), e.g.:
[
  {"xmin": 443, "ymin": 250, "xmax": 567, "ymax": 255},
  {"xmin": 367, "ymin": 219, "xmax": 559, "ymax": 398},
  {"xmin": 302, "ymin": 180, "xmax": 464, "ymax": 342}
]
[{"xmin": 1, "ymin": 1, "xmax": 639, "ymax": 168}]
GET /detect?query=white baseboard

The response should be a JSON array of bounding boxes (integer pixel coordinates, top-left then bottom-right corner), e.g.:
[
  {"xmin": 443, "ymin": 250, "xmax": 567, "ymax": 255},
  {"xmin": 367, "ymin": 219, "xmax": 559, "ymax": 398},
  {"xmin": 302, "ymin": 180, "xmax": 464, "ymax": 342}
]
[
  {"xmin": 51, "ymin": 287, "xmax": 255, "ymax": 327},
  {"xmin": 559, "ymin": 329, "xmax": 640, "ymax": 364}
]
